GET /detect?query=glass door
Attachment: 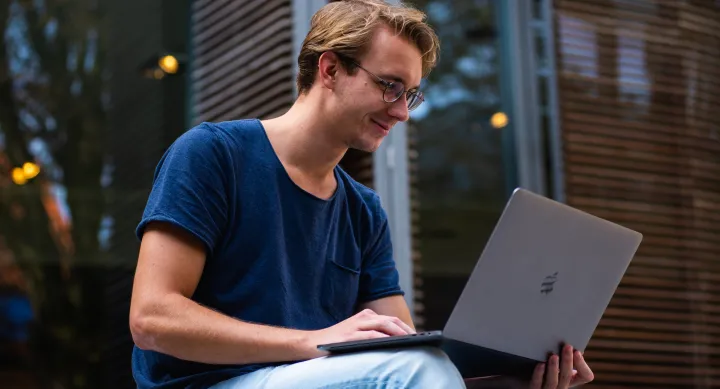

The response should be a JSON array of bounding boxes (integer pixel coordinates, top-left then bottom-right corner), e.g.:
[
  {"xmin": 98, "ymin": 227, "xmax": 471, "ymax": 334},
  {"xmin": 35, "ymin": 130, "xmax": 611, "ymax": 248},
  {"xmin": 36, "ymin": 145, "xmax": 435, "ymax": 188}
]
[{"xmin": 406, "ymin": 0, "xmax": 515, "ymax": 330}]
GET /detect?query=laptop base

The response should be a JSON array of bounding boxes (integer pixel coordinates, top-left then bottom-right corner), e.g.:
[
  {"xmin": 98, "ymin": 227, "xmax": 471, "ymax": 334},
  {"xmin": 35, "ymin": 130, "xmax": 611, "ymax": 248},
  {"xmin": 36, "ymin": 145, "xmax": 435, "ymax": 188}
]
[
  {"xmin": 316, "ymin": 330, "xmax": 443, "ymax": 354},
  {"xmin": 441, "ymin": 338, "xmax": 538, "ymax": 380},
  {"xmin": 317, "ymin": 332, "xmax": 540, "ymax": 381}
]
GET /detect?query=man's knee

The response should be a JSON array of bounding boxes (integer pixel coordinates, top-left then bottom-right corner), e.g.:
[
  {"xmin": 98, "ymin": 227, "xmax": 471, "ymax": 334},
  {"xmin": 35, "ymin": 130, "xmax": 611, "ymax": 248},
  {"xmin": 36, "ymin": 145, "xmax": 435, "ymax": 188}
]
[{"xmin": 379, "ymin": 347, "xmax": 465, "ymax": 388}]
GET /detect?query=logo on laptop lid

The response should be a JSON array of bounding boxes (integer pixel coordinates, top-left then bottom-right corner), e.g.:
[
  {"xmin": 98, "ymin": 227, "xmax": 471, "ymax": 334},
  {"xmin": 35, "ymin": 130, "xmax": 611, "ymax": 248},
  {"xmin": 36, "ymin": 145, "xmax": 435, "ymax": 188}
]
[{"xmin": 541, "ymin": 272, "xmax": 559, "ymax": 294}]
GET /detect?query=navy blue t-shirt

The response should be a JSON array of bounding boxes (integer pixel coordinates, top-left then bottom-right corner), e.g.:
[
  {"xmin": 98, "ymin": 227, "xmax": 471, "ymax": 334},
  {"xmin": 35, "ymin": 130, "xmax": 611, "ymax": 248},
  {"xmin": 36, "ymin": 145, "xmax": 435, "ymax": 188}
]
[{"xmin": 132, "ymin": 119, "xmax": 404, "ymax": 389}]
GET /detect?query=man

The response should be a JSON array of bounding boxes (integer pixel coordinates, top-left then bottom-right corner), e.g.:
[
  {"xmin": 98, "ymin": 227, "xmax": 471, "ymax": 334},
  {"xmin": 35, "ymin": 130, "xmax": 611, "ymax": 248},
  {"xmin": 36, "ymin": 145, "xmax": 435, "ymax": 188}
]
[{"xmin": 129, "ymin": 1, "xmax": 595, "ymax": 388}]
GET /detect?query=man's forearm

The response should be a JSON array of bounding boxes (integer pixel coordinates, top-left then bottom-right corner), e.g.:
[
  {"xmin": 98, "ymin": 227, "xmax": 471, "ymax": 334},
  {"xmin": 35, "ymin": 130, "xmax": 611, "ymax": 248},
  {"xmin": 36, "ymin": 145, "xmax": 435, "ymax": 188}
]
[{"xmin": 130, "ymin": 293, "xmax": 317, "ymax": 365}]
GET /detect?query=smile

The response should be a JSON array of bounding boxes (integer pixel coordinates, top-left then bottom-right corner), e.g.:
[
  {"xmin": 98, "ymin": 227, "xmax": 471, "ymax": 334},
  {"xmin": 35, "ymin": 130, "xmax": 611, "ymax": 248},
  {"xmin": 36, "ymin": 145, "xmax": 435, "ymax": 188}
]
[{"xmin": 371, "ymin": 119, "xmax": 390, "ymax": 135}]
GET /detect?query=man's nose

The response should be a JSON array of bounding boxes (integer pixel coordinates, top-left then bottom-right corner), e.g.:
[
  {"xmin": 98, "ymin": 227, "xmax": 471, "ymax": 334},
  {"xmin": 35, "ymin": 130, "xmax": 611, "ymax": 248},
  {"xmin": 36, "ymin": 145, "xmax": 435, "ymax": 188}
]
[{"xmin": 388, "ymin": 96, "xmax": 410, "ymax": 122}]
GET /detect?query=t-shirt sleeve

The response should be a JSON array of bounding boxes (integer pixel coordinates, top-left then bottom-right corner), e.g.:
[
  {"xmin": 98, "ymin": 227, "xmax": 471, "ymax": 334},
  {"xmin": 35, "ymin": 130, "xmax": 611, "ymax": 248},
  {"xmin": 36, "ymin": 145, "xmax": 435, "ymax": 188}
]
[
  {"xmin": 358, "ymin": 199, "xmax": 405, "ymax": 303},
  {"xmin": 136, "ymin": 124, "xmax": 229, "ymax": 256}
]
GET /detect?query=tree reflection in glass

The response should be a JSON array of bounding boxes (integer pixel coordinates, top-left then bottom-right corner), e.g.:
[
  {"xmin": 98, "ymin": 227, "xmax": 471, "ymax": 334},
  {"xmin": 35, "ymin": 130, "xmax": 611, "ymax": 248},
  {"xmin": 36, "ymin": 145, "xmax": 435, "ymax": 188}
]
[
  {"xmin": 406, "ymin": 0, "xmax": 511, "ymax": 331},
  {"xmin": 0, "ymin": 0, "xmax": 111, "ymax": 387}
]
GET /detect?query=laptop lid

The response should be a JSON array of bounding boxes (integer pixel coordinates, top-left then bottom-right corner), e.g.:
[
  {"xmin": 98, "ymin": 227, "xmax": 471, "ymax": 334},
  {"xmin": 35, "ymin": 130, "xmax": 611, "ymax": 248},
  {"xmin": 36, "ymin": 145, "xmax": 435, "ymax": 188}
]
[{"xmin": 442, "ymin": 188, "xmax": 642, "ymax": 361}]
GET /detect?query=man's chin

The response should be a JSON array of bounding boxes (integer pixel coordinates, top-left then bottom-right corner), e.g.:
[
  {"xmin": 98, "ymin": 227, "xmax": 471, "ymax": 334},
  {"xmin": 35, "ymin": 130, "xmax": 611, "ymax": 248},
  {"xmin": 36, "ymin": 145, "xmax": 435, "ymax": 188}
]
[{"xmin": 349, "ymin": 140, "xmax": 382, "ymax": 153}]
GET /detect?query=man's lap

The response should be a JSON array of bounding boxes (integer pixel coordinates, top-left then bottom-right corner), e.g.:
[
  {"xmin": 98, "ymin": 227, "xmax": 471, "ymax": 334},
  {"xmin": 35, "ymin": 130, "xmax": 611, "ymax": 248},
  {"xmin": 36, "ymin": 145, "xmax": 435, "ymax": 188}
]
[{"xmin": 209, "ymin": 346, "xmax": 466, "ymax": 389}]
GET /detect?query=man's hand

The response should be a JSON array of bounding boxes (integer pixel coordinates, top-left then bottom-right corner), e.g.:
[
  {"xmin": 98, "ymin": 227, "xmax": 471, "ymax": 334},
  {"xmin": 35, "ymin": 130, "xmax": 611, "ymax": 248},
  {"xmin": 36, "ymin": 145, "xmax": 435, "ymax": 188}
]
[
  {"xmin": 305, "ymin": 309, "xmax": 415, "ymax": 356},
  {"xmin": 529, "ymin": 344, "xmax": 594, "ymax": 389}
]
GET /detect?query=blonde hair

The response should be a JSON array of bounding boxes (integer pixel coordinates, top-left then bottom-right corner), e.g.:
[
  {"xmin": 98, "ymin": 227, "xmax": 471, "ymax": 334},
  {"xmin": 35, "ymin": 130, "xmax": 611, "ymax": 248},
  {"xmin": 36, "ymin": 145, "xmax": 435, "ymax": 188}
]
[{"xmin": 296, "ymin": 0, "xmax": 440, "ymax": 94}]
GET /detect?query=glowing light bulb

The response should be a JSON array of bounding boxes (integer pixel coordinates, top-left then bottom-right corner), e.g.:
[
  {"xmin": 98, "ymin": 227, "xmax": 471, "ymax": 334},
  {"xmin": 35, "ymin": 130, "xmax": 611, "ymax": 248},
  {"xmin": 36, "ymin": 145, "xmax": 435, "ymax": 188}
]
[
  {"xmin": 490, "ymin": 112, "xmax": 508, "ymax": 129},
  {"xmin": 158, "ymin": 55, "xmax": 179, "ymax": 74},
  {"xmin": 22, "ymin": 162, "xmax": 40, "ymax": 179},
  {"xmin": 12, "ymin": 168, "xmax": 27, "ymax": 185}
]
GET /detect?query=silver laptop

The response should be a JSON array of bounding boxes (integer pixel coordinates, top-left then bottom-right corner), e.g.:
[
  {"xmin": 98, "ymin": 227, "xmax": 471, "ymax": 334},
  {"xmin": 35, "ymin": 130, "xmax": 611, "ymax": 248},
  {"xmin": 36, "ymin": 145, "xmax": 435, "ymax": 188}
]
[{"xmin": 318, "ymin": 188, "xmax": 643, "ymax": 377}]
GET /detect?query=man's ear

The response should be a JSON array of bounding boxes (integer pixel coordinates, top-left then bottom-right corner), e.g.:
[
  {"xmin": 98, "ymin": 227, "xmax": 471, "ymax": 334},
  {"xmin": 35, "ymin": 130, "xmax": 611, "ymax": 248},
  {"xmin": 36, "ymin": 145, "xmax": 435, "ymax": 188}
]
[{"xmin": 318, "ymin": 51, "xmax": 342, "ymax": 90}]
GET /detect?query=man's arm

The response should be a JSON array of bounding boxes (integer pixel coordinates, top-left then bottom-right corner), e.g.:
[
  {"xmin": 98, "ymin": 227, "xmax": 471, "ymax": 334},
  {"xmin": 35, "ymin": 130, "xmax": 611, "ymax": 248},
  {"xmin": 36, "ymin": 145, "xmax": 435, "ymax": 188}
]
[
  {"xmin": 358, "ymin": 295, "xmax": 415, "ymax": 332},
  {"xmin": 129, "ymin": 222, "xmax": 413, "ymax": 365},
  {"xmin": 129, "ymin": 222, "xmax": 317, "ymax": 364}
]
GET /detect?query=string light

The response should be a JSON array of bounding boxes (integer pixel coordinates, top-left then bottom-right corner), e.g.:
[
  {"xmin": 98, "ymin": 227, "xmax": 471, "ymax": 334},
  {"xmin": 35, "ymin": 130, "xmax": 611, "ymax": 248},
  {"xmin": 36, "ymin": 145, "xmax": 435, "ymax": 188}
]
[
  {"xmin": 22, "ymin": 162, "xmax": 40, "ymax": 179},
  {"xmin": 11, "ymin": 168, "xmax": 26, "ymax": 185},
  {"xmin": 158, "ymin": 55, "xmax": 179, "ymax": 74},
  {"xmin": 490, "ymin": 112, "xmax": 508, "ymax": 129}
]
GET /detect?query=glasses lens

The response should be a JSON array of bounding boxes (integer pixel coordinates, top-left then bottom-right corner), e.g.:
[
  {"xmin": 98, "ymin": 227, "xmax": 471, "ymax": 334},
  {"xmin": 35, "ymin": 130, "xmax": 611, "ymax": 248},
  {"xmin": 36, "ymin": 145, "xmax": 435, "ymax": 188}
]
[
  {"xmin": 384, "ymin": 82, "xmax": 405, "ymax": 103},
  {"xmin": 407, "ymin": 91, "xmax": 423, "ymax": 111}
]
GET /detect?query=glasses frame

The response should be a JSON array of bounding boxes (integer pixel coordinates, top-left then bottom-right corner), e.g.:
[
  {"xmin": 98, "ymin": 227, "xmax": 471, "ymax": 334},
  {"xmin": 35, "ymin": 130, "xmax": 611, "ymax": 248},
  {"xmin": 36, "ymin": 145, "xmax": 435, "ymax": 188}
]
[{"xmin": 348, "ymin": 60, "xmax": 425, "ymax": 112}]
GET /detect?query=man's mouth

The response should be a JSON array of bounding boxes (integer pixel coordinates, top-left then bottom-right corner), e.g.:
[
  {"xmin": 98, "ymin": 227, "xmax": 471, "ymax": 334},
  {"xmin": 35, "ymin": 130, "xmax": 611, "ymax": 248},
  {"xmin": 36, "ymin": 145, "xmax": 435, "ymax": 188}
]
[{"xmin": 371, "ymin": 119, "xmax": 390, "ymax": 133}]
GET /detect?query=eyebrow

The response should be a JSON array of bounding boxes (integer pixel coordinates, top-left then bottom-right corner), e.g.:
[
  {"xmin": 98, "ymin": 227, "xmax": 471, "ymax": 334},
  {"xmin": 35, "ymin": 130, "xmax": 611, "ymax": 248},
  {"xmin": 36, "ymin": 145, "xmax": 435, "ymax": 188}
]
[{"xmin": 382, "ymin": 73, "xmax": 421, "ymax": 91}]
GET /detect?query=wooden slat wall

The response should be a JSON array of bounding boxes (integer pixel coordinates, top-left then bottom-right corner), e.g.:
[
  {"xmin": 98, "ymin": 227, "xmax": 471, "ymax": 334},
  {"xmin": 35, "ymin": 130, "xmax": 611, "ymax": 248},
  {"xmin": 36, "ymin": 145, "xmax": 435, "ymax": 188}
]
[
  {"xmin": 191, "ymin": 0, "xmax": 372, "ymax": 187},
  {"xmin": 554, "ymin": 0, "xmax": 720, "ymax": 387},
  {"xmin": 191, "ymin": 0, "xmax": 295, "ymax": 122}
]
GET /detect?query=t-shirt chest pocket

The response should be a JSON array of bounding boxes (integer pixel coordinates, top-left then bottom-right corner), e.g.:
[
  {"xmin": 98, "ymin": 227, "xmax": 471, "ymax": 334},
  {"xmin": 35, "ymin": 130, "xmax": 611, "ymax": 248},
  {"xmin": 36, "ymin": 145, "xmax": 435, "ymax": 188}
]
[{"xmin": 321, "ymin": 252, "xmax": 362, "ymax": 322}]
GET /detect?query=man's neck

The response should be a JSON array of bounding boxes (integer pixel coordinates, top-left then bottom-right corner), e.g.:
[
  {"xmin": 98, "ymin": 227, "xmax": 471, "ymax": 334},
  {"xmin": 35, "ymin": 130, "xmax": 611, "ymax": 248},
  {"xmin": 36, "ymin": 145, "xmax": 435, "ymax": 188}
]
[{"xmin": 261, "ymin": 96, "xmax": 347, "ymax": 182}]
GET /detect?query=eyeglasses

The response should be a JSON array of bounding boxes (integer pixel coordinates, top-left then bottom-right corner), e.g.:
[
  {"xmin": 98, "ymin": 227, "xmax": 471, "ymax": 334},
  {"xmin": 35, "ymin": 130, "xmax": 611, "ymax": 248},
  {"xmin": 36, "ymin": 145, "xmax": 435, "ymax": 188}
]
[{"xmin": 351, "ymin": 61, "xmax": 424, "ymax": 112}]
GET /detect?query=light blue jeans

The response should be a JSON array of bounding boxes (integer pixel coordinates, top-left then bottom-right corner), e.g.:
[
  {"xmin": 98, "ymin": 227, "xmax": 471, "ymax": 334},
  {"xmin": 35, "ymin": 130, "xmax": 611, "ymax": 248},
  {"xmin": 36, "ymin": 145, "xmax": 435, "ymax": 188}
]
[{"xmin": 210, "ymin": 346, "xmax": 467, "ymax": 389}]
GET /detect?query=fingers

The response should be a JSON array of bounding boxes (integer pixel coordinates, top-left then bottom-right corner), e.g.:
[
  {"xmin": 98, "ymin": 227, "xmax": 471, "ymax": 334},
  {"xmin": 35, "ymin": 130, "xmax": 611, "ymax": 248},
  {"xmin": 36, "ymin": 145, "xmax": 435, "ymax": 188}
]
[
  {"xmin": 530, "ymin": 345, "xmax": 591, "ymax": 389},
  {"xmin": 354, "ymin": 310, "xmax": 413, "ymax": 336},
  {"xmin": 393, "ymin": 318, "xmax": 416, "ymax": 334},
  {"xmin": 529, "ymin": 363, "xmax": 545, "ymax": 389},
  {"xmin": 571, "ymin": 350, "xmax": 594, "ymax": 386},
  {"xmin": 356, "ymin": 309, "xmax": 414, "ymax": 333},
  {"xmin": 558, "ymin": 345, "xmax": 574, "ymax": 388},
  {"xmin": 353, "ymin": 330, "xmax": 390, "ymax": 341},
  {"xmin": 542, "ymin": 354, "xmax": 559, "ymax": 389},
  {"xmin": 358, "ymin": 316, "xmax": 411, "ymax": 336}
]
